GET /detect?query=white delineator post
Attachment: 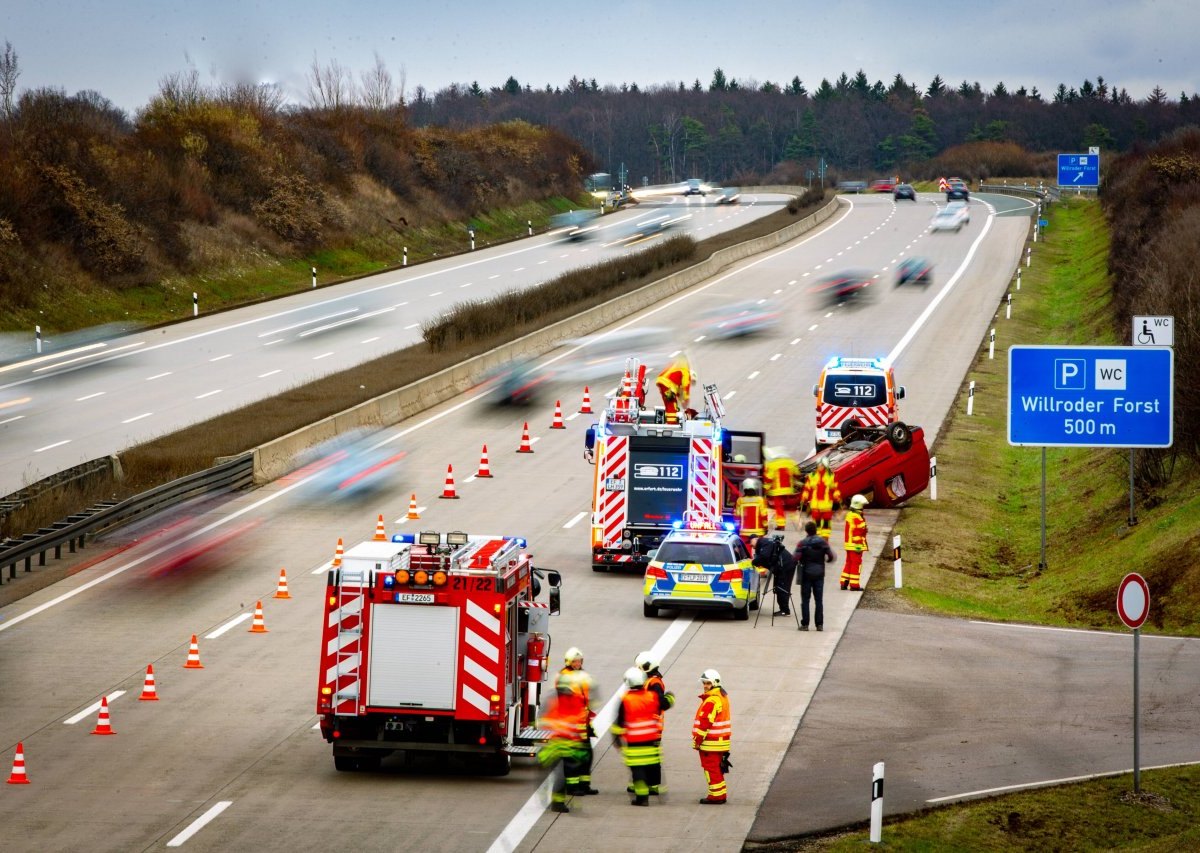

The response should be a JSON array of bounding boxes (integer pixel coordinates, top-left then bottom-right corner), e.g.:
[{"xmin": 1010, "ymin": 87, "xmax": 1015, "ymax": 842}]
[
  {"xmin": 469, "ymin": 228, "xmax": 475, "ymax": 251},
  {"xmin": 929, "ymin": 456, "xmax": 937, "ymax": 501},
  {"xmin": 1006, "ymin": 292, "xmax": 1012, "ymax": 320},
  {"xmin": 311, "ymin": 266, "xmax": 316, "ymax": 289},
  {"xmin": 403, "ymin": 246, "xmax": 408, "ymax": 267},
  {"xmin": 35, "ymin": 325, "xmax": 42, "ymax": 354},
  {"xmin": 193, "ymin": 292, "xmax": 198, "ymax": 317},
  {"xmin": 967, "ymin": 381, "xmax": 975, "ymax": 416},
  {"xmin": 892, "ymin": 535, "xmax": 902, "ymax": 588},
  {"xmin": 1016, "ymin": 268, "xmax": 1021, "ymax": 290},
  {"xmin": 870, "ymin": 761, "xmax": 885, "ymax": 843},
  {"xmin": 988, "ymin": 327, "xmax": 996, "ymax": 360},
  {"xmin": 1026, "ymin": 247, "xmax": 1031, "ymax": 268},
  {"xmin": 527, "ymin": 219, "xmax": 533, "ymax": 236}
]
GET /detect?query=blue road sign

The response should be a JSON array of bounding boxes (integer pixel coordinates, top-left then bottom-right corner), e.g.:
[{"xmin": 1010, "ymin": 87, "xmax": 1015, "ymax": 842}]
[
  {"xmin": 1057, "ymin": 153, "xmax": 1100, "ymax": 187},
  {"xmin": 1038, "ymin": 218, "xmax": 1049, "ymax": 227},
  {"xmin": 1008, "ymin": 346, "xmax": 1173, "ymax": 447}
]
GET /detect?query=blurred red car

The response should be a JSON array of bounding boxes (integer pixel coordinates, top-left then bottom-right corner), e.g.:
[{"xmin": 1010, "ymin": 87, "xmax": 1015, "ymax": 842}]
[{"xmin": 870, "ymin": 179, "xmax": 896, "ymax": 193}]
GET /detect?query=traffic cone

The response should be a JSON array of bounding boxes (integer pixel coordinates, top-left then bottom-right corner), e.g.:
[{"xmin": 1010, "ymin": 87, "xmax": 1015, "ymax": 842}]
[
  {"xmin": 440, "ymin": 464, "xmax": 460, "ymax": 499},
  {"xmin": 332, "ymin": 538, "xmax": 344, "ymax": 567},
  {"xmin": 273, "ymin": 567, "xmax": 291, "ymax": 599},
  {"xmin": 248, "ymin": 600, "xmax": 268, "ymax": 633},
  {"xmin": 138, "ymin": 664, "xmax": 159, "ymax": 701},
  {"xmin": 517, "ymin": 422, "xmax": 534, "ymax": 453},
  {"xmin": 580, "ymin": 386, "xmax": 594, "ymax": 414},
  {"xmin": 6, "ymin": 743, "xmax": 30, "ymax": 784},
  {"xmin": 406, "ymin": 494, "xmax": 421, "ymax": 520},
  {"xmin": 373, "ymin": 514, "xmax": 387, "ymax": 541},
  {"xmin": 91, "ymin": 696, "xmax": 116, "ymax": 735},
  {"xmin": 184, "ymin": 634, "xmax": 204, "ymax": 669},
  {"xmin": 550, "ymin": 401, "xmax": 566, "ymax": 429},
  {"xmin": 476, "ymin": 445, "xmax": 493, "ymax": 478}
]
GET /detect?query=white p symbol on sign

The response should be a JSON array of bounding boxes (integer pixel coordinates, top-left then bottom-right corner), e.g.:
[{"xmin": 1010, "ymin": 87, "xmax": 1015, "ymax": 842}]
[{"xmin": 1054, "ymin": 359, "xmax": 1085, "ymax": 390}]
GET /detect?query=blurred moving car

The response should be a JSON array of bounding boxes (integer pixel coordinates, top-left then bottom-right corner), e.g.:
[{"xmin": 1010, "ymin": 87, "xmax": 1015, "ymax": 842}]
[
  {"xmin": 930, "ymin": 206, "xmax": 968, "ymax": 232},
  {"xmin": 294, "ymin": 428, "xmax": 407, "ymax": 498},
  {"xmin": 894, "ymin": 183, "xmax": 917, "ymax": 201},
  {"xmin": 684, "ymin": 178, "xmax": 707, "ymax": 196},
  {"xmin": 557, "ymin": 327, "xmax": 675, "ymax": 383},
  {"xmin": 799, "ymin": 421, "xmax": 930, "ymax": 509},
  {"xmin": 946, "ymin": 179, "xmax": 970, "ymax": 201},
  {"xmin": 642, "ymin": 526, "xmax": 759, "ymax": 619},
  {"xmin": 812, "ymin": 269, "xmax": 876, "ymax": 304},
  {"xmin": 696, "ymin": 300, "xmax": 780, "ymax": 339},
  {"xmin": 837, "ymin": 180, "xmax": 868, "ymax": 193},
  {"xmin": 871, "ymin": 178, "xmax": 896, "ymax": 193},
  {"xmin": 895, "ymin": 256, "xmax": 933, "ymax": 286},
  {"xmin": 713, "ymin": 186, "xmax": 741, "ymax": 205},
  {"xmin": 550, "ymin": 209, "xmax": 601, "ymax": 240},
  {"xmin": 480, "ymin": 357, "xmax": 552, "ymax": 405},
  {"xmin": 945, "ymin": 200, "xmax": 970, "ymax": 224}
]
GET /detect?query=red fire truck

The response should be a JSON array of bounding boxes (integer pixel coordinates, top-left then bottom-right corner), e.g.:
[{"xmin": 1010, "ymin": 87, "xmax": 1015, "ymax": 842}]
[{"xmin": 316, "ymin": 528, "xmax": 561, "ymax": 775}]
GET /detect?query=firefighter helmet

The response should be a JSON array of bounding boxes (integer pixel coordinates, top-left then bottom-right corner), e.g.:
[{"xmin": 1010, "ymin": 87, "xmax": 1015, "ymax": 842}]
[
  {"xmin": 623, "ymin": 667, "xmax": 646, "ymax": 689},
  {"xmin": 741, "ymin": 477, "xmax": 761, "ymax": 495},
  {"xmin": 700, "ymin": 668, "xmax": 722, "ymax": 688},
  {"xmin": 733, "ymin": 453, "xmax": 747, "ymax": 463},
  {"xmin": 850, "ymin": 494, "xmax": 868, "ymax": 510},
  {"xmin": 564, "ymin": 647, "xmax": 584, "ymax": 664},
  {"xmin": 635, "ymin": 651, "xmax": 659, "ymax": 673}
]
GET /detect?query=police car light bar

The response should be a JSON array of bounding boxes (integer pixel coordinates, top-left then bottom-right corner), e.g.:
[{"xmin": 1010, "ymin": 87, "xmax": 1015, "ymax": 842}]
[{"xmin": 391, "ymin": 533, "xmax": 416, "ymax": 544}]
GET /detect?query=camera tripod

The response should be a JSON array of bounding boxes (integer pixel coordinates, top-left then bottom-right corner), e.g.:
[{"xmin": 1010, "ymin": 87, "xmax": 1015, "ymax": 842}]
[{"xmin": 753, "ymin": 568, "xmax": 802, "ymax": 630}]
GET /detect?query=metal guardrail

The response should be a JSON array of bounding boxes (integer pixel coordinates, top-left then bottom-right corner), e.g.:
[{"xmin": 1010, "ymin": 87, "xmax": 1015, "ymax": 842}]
[
  {"xmin": 0, "ymin": 453, "xmax": 254, "ymax": 585},
  {"xmin": 980, "ymin": 182, "xmax": 1062, "ymax": 203}
]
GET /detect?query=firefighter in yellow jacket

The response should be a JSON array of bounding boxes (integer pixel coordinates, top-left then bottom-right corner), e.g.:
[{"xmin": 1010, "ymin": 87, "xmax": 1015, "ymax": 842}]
[
  {"xmin": 555, "ymin": 647, "xmax": 598, "ymax": 795},
  {"xmin": 840, "ymin": 494, "xmax": 869, "ymax": 591},
  {"xmin": 800, "ymin": 457, "xmax": 842, "ymax": 539},
  {"xmin": 655, "ymin": 357, "xmax": 692, "ymax": 423},
  {"xmin": 734, "ymin": 478, "xmax": 768, "ymax": 544},
  {"xmin": 762, "ymin": 447, "xmax": 800, "ymax": 531},
  {"xmin": 612, "ymin": 667, "xmax": 674, "ymax": 806},
  {"xmin": 692, "ymin": 669, "xmax": 731, "ymax": 804}
]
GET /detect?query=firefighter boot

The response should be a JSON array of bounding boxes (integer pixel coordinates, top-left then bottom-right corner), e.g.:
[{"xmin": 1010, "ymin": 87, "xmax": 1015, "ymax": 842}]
[{"xmin": 632, "ymin": 795, "xmax": 650, "ymax": 806}]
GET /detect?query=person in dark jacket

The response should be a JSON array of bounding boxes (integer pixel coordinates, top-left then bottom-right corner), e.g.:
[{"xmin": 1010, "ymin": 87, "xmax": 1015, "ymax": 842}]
[
  {"xmin": 753, "ymin": 534, "xmax": 794, "ymax": 616},
  {"xmin": 794, "ymin": 521, "xmax": 835, "ymax": 630}
]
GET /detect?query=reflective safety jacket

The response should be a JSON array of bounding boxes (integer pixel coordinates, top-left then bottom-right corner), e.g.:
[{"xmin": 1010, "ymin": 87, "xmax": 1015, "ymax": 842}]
[
  {"xmin": 538, "ymin": 692, "xmax": 586, "ymax": 743},
  {"xmin": 801, "ymin": 468, "xmax": 842, "ymax": 513},
  {"xmin": 613, "ymin": 688, "xmax": 666, "ymax": 744},
  {"xmin": 763, "ymin": 458, "xmax": 799, "ymax": 497},
  {"xmin": 734, "ymin": 495, "xmax": 768, "ymax": 536},
  {"xmin": 844, "ymin": 509, "xmax": 868, "ymax": 553},
  {"xmin": 556, "ymin": 667, "xmax": 595, "ymax": 736},
  {"xmin": 692, "ymin": 686, "xmax": 731, "ymax": 752},
  {"xmin": 645, "ymin": 671, "xmax": 674, "ymax": 725}
]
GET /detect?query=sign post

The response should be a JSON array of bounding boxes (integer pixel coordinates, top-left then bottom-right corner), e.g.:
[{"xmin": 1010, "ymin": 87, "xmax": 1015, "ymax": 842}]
[{"xmin": 1117, "ymin": 572, "xmax": 1150, "ymax": 794}]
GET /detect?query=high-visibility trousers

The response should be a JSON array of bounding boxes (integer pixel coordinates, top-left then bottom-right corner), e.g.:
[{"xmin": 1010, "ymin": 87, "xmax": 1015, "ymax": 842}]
[
  {"xmin": 841, "ymin": 550, "xmax": 863, "ymax": 590},
  {"xmin": 699, "ymin": 750, "xmax": 728, "ymax": 801}
]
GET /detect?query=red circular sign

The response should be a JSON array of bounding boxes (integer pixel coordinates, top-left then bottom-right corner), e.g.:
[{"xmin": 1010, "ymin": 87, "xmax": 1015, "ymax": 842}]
[{"xmin": 1116, "ymin": 573, "xmax": 1150, "ymax": 629}]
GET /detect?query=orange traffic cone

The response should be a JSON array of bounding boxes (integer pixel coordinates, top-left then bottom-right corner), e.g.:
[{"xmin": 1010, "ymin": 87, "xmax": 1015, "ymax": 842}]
[
  {"xmin": 476, "ymin": 445, "xmax": 493, "ymax": 478},
  {"xmin": 91, "ymin": 696, "xmax": 116, "ymax": 735},
  {"xmin": 517, "ymin": 422, "xmax": 534, "ymax": 453},
  {"xmin": 273, "ymin": 567, "xmax": 291, "ymax": 599},
  {"xmin": 580, "ymin": 386, "xmax": 594, "ymax": 414},
  {"xmin": 6, "ymin": 742, "xmax": 30, "ymax": 784},
  {"xmin": 138, "ymin": 664, "xmax": 159, "ymax": 701},
  {"xmin": 184, "ymin": 634, "xmax": 204, "ymax": 669},
  {"xmin": 440, "ymin": 464, "xmax": 459, "ymax": 499},
  {"xmin": 332, "ymin": 537, "xmax": 344, "ymax": 567},
  {"xmin": 373, "ymin": 514, "xmax": 387, "ymax": 541},
  {"xmin": 248, "ymin": 600, "xmax": 268, "ymax": 633},
  {"xmin": 406, "ymin": 494, "xmax": 421, "ymax": 520},
  {"xmin": 550, "ymin": 401, "xmax": 566, "ymax": 429}
]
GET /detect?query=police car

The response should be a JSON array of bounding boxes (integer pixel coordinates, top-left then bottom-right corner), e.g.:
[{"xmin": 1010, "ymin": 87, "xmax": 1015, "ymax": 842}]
[{"xmin": 642, "ymin": 525, "xmax": 760, "ymax": 620}]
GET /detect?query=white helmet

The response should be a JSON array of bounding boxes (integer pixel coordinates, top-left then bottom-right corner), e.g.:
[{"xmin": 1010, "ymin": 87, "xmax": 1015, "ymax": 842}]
[
  {"xmin": 635, "ymin": 651, "xmax": 659, "ymax": 673},
  {"xmin": 741, "ymin": 477, "xmax": 761, "ymax": 495},
  {"xmin": 700, "ymin": 668, "xmax": 721, "ymax": 688},
  {"xmin": 564, "ymin": 647, "xmax": 584, "ymax": 664},
  {"xmin": 623, "ymin": 666, "xmax": 646, "ymax": 689},
  {"xmin": 850, "ymin": 494, "xmax": 868, "ymax": 510}
]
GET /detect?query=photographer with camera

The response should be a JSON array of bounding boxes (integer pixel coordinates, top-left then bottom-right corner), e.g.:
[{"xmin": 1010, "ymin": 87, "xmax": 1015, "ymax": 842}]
[{"xmin": 752, "ymin": 532, "xmax": 795, "ymax": 617}]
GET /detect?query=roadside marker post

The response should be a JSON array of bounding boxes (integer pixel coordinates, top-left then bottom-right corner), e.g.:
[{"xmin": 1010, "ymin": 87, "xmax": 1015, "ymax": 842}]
[
  {"xmin": 870, "ymin": 761, "xmax": 885, "ymax": 843},
  {"xmin": 929, "ymin": 456, "xmax": 937, "ymax": 501},
  {"xmin": 967, "ymin": 381, "xmax": 975, "ymax": 416},
  {"xmin": 989, "ymin": 328, "xmax": 996, "ymax": 360},
  {"xmin": 311, "ymin": 266, "xmax": 317, "ymax": 289},
  {"xmin": 892, "ymin": 535, "xmax": 902, "ymax": 589},
  {"xmin": 403, "ymin": 247, "xmax": 408, "ymax": 267},
  {"xmin": 1006, "ymin": 293, "xmax": 1012, "ymax": 320},
  {"xmin": 35, "ymin": 325, "xmax": 42, "ymax": 354},
  {"xmin": 193, "ymin": 293, "xmax": 198, "ymax": 317}
]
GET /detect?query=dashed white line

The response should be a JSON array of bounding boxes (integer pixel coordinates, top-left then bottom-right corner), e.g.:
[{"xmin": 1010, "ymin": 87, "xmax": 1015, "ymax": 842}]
[
  {"xmin": 723, "ymin": 390, "xmax": 737, "ymax": 400},
  {"xmin": 146, "ymin": 371, "xmax": 172, "ymax": 381},
  {"xmin": 64, "ymin": 691, "xmax": 126, "ymax": 725},
  {"xmin": 566, "ymin": 412, "xmax": 581, "ymax": 421},
  {"xmin": 195, "ymin": 390, "xmax": 222, "ymax": 399},
  {"xmin": 209, "ymin": 354, "xmax": 232, "ymax": 362},
  {"xmin": 258, "ymin": 369, "xmax": 282, "ymax": 379},
  {"xmin": 76, "ymin": 391, "xmax": 105, "ymax": 401},
  {"xmin": 428, "ymin": 291, "xmax": 443, "ymax": 297},
  {"xmin": 258, "ymin": 309, "xmax": 357, "ymax": 338},
  {"xmin": 122, "ymin": 413, "xmax": 153, "ymax": 424},
  {"xmin": 770, "ymin": 353, "xmax": 782, "ymax": 361},
  {"xmin": 460, "ymin": 282, "xmax": 474, "ymax": 288},
  {"xmin": 563, "ymin": 511, "xmax": 588, "ymax": 529},
  {"xmin": 312, "ymin": 353, "xmax": 334, "ymax": 361},
  {"xmin": 790, "ymin": 338, "xmax": 801, "ymax": 346},
  {"xmin": 513, "ymin": 267, "xmax": 526, "ymax": 272},
  {"xmin": 0, "ymin": 415, "xmax": 23, "ymax": 425},
  {"xmin": 693, "ymin": 335, "xmax": 706, "ymax": 343},
  {"xmin": 263, "ymin": 339, "xmax": 284, "ymax": 346},
  {"xmin": 747, "ymin": 371, "xmax": 761, "ymax": 380},
  {"xmin": 361, "ymin": 337, "xmax": 380, "ymax": 344},
  {"xmin": 404, "ymin": 323, "xmax": 420, "ymax": 330},
  {"xmin": 808, "ymin": 324, "xmax": 819, "ymax": 331},
  {"xmin": 489, "ymin": 274, "xmax": 501, "ymax": 279},
  {"xmin": 35, "ymin": 440, "xmax": 71, "ymax": 452},
  {"xmin": 166, "ymin": 801, "xmax": 232, "ymax": 847},
  {"xmin": 206, "ymin": 613, "xmax": 252, "ymax": 639}
]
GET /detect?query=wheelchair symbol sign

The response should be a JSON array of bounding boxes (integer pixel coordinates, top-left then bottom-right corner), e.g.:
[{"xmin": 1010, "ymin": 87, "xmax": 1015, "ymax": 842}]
[{"xmin": 1132, "ymin": 316, "xmax": 1173, "ymax": 347}]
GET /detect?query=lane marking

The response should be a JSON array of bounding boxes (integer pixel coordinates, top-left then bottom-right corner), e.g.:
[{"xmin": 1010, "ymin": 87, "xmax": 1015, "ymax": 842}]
[
  {"xmin": 258, "ymin": 370, "xmax": 281, "ymax": 379},
  {"xmin": 122, "ymin": 413, "xmax": 153, "ymax": 424},
  {"xmin": 0, "ymin": 415, "xmax": 23, "ymax": 425},
  {"xmin": 64, "ymin": 690, "xmax": 126, "ymax": 725},
  {"xmin": 262, "ymin": 339, "xmax": 284, "ymax": 346},
  {"xmin": 257, "ymin": 309, "xmax": 358, "ymax": 338},
  {"xmin": 195, "ymin": 390, "xmax": 222, "ymax": 399},
  {"xmin": 31, "ymin": 341, "xmax": 145, "ymax": 374},
  {"xmin": 35, "ymin": 440, "xmax": 70, "ymax": 452},
  {"xmin": 146, "ymin": 372, "xmax": 172, "ymax": 381},
  {"xmin": 166, "ymin": 801, "xmax": 232, "ymax": 847},
  {"xmin": 428, "ymin": 291, "xmax": 444, "ymax": 297},
  {"xmin": 747, "ymin": 371, "xmax": 760, "ymax": 380},
  {"xmin": 206, "ymin": 613, "xmax": 252, "ymax": 638},
  {"xmin": 311, "ymin": 560, "xmax": 334, "ymax": 576},
  {"xmin": 361, "ymin": 337, "xmax": 380, "ymax": 344},
  {"xmin": 312, "ymin": 352, "xmax": 334, "ymax": 361},
  {"xmin": 76, "ymin": 392, "xmax": 105, "ymax": 401},
  {"xmin": 562, "ymin": 511, "xmax": 587, "ymax": 529},
  {"xmin": 209, "ymin": 354, "xmax": 232, "ymax": 363}
]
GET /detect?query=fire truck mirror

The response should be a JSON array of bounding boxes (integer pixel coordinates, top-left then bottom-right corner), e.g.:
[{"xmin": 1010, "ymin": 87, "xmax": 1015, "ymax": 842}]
[
  {"xmin": 584, "ymin": 426, "xmax": 596, "ymax": 451},
  {"xmin": 546, "ymin": 571, "xmax": 562, "ymax": 615}
]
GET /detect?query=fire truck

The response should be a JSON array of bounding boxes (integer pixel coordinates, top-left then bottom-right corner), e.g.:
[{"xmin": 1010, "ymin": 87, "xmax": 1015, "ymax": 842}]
[
  {"xmin": 584, "ymin": 360, "xmax": 758, "ymax": 571},
  {"xmin": 316, "ymin": 527, "xmax": 562, "ymax": 775}
]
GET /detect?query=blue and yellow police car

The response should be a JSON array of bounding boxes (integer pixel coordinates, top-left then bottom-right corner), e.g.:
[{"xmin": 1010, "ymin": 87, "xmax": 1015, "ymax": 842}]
[{"xmin": 642, "ymin": 524, "xmax": 760, "ymax": 620}]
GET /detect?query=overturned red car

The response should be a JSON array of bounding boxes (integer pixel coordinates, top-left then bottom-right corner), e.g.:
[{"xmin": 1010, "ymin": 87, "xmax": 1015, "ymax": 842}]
[{"xmin": 799, "ymin": 421, "xmax": 930, "ymax": 508}]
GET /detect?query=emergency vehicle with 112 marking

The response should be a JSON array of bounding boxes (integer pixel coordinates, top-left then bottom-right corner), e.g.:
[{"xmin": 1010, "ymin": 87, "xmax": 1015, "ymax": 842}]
[
  {"xmin": 813, "ymin": 356, "xmax": 905, "ymax": 448},
  {"xmin": 316, "ymin": 527, "xmax": 561, "ymax": 775}
]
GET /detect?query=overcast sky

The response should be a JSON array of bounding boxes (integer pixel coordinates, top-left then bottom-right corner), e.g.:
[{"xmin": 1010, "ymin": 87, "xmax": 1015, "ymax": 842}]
[{"xmin": 4, "ymin": 0, "xmax": 1196, "ymax": 114}]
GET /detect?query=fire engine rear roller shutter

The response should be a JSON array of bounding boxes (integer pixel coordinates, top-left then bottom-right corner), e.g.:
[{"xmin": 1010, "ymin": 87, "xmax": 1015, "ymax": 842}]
[{"xmin": 367, "ymin": 605, "xmax": 458, "ymax": 710}]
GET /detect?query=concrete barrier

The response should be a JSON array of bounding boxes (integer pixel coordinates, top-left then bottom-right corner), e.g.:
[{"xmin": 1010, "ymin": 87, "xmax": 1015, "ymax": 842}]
[{"xmin": 252, "ymin": 191, "xmax": 840, "ymax": 483}]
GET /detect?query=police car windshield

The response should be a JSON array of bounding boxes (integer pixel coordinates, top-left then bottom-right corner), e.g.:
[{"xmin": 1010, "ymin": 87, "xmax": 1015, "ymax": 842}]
[
  {"xmin": 824, "ymin": 374, "xmax": 886, "ymax": 407},
  {"xmin": 657, "ymin": 542, "xmax": 733, "ymax": 566}
]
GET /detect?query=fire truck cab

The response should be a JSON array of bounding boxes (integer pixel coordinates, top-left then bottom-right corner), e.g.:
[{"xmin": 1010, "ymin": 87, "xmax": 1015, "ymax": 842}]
[
  {"xmin": 813, "ymin": 356, "xmax": 905, "ymax": 448},
  {"xmin": 316, "ymin": 528, "xmax": 561, "ymax": 776}
]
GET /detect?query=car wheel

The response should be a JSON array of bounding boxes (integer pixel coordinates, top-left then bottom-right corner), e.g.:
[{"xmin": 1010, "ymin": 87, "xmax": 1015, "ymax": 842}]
[
  {"xmin": 841, "ymin": 418, "xmax": 865, "ymax": 442},
  {"xmin": 734, "ymin": 604, "xmax": 750, "ymax": 621},
  {"xmin": 334, "ymin": 756, "xmax": 360, "ymax": 772},
  {"xmin": 478, "ymin": 752, "xmax": 512, "ymax": 777},
  {"xmin": 643, "ymin": 602, "xmax": 659, "ymax": 618},
  {"xmin": 886, "ymin": 421, "xmax": 913, "ymax": 452}
]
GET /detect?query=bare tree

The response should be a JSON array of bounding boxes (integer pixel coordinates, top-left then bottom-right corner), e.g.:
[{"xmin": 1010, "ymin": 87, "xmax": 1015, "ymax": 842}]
[
  {"xmin": 156, "ymin": 68, "xmax": 205, "ymax": 109},
  {"xmin": 359, "ymin": 53, "xmax": 393, "ymax": 111},
  {"xmin": 307, "ymin": 54, "xmax": 355, "ymax": 110},
  {"xmin": 1, "ymin": 41, "xmax": 20, "ymax": 121}
]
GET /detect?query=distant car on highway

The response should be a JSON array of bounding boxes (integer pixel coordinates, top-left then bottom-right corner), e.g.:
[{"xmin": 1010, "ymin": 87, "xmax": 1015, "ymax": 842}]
[
  {"xmin": 696, "ymin": 300, "xmax": 780, "ymax": 339},
  {"xmin": 870, "ymin": 179, "xmax": 896, "ymax": 193},
  {"xmin": 837, "ymin": 180, "xmax": 868, "ymax": 193},
  {"xmin": 713, "ymin": 187, "xmax": 741, "ymax": 205},
  {"xmin": 930, "ymin": 206, "xmax": 968, "ymax": 232},
  {"xmin": 945, "ymin": 200, "xmax": 970, "ymax": 224},
  {"xmin": 684, "ymin": 178, "xmax": 707, "ymax": 196},
  {"xmin": 894, "ymin": 183, "xmax": 916, "ymax": 201},
  {"xmin": 895, "ymin": 257, "xmax": 933, "ymax": 286},
  {"xmin": 812, "ymin": 270, "xmax": 876, "ymax": 304},
  {"xmin": 550, "ymin": 209, "xmax": 601, "ymax": 240},
  {"xmin": 946, "ymin": 179, "xmax": 970, "ymax": 201}
]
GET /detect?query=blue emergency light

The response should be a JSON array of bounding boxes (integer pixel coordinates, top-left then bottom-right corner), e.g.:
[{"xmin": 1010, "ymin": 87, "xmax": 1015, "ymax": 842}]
[
  {"xmin": 382, "ymin": 574, "xmax": 395, "ymax": 590},
  {"xmin": 391, "ymin": 533, "xmax": 416, "ymax": 544}
]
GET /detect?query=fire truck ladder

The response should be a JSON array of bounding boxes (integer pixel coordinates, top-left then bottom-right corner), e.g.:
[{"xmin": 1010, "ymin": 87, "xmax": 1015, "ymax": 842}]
[{"xmin": 332, "ymin": 567, "xmax": 368, "ymax": 715}]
